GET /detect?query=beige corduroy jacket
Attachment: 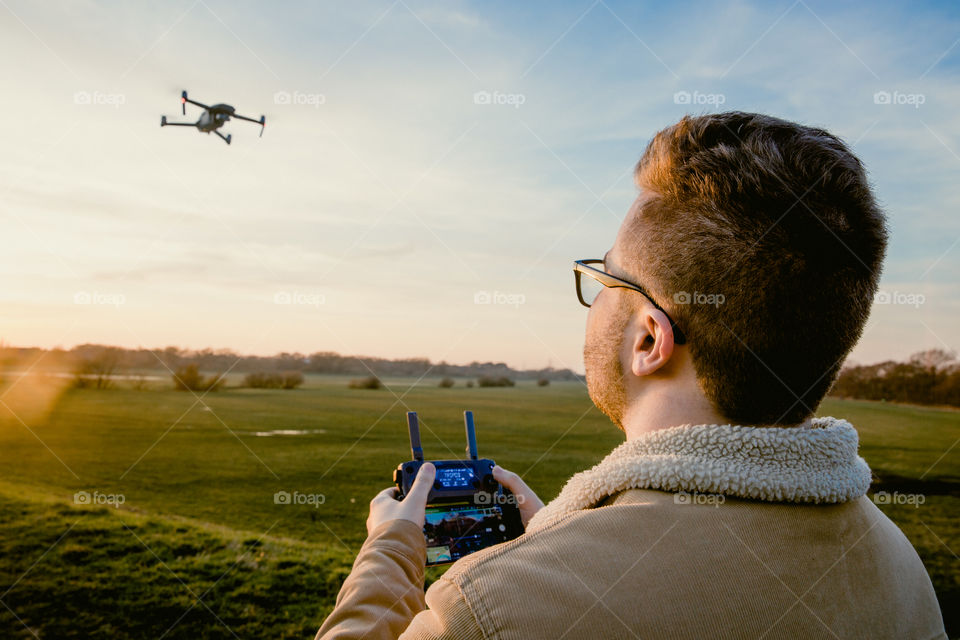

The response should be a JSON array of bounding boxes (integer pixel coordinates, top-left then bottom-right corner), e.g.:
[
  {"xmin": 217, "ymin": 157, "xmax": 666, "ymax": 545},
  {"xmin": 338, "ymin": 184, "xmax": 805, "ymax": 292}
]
[{"xmin": 315, "ymin": 418, "xmax": 946, "ymax": 640}]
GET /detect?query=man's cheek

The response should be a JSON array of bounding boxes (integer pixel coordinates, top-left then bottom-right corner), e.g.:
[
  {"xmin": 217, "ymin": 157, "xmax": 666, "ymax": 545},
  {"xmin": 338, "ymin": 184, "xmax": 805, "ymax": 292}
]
[{"xmin": 585, "ymin": 290, "xmax": 608, "ymax": 328}]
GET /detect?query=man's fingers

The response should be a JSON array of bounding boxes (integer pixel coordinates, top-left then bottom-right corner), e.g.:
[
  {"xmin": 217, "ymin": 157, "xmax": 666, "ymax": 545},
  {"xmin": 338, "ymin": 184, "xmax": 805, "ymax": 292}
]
[
  {"xmin": 492, "ymin": 465, "xmax": 534, "ymax": 500},
  {"xmin": 493, "ymin": 465, "xmax": 544, "ymax": 526}
]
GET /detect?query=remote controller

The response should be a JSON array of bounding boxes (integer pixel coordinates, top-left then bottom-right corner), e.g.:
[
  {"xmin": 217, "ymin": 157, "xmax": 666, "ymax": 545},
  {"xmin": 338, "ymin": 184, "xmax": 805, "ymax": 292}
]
[{"xmin": 393, "ymin": 410, "xmax": 524, "ymax": 565}]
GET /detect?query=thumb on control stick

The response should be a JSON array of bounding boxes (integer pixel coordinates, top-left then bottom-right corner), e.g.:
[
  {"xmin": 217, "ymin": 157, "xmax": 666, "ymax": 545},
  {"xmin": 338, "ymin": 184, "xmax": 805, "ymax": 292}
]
[{"xmin": 407, "ymin": 462, "xmax": 436, "ymax": 504}]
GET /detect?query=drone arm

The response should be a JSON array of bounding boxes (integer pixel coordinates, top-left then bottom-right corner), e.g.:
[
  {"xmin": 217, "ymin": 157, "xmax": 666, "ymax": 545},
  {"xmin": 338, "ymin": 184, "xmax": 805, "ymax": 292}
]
[
  {"xmin": 233, "ymin": 113, "xmax": 266, "ymax": 137},
  {"xmin": 183, "ymin": 97, "xmax": 210, "ymax": 110},
  {"xmin": 233, "ymin": 113, "xmax": 265, "ymax": 124},
  {"xmin": 161, "ymin": 120, "xmax": 197, "ymax": 127}
]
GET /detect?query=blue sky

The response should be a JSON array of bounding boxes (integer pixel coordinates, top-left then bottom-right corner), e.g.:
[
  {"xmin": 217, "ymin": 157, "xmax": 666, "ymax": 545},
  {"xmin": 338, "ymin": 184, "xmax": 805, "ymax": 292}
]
[{"xmin": 1, "ymin": 0, "xmax": 958, "ymax": 373}]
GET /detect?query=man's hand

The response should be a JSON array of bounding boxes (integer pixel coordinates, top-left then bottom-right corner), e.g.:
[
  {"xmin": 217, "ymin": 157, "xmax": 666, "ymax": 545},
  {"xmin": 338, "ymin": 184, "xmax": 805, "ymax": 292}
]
[
  {"xmin": 366, "ymin": 462, "xmax": 436, "ymax": 535},
  {"xmin": 492, "ymin": 465, "xmax": 544, "ymax": 528}
]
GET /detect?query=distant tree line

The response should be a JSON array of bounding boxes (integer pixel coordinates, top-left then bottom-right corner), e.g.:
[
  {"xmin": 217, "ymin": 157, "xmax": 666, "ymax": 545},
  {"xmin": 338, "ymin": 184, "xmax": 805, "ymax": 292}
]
[
  {"xmin": 830, "ymin": 349, "xmax": 960, "ymax": 407},
  {"xmin": 352, "ymin": 374, "xmax": 553, "ymax": 390},
  {"xmin": 0, "ymin": 344, "xmax": 582, "ymax": 383}
]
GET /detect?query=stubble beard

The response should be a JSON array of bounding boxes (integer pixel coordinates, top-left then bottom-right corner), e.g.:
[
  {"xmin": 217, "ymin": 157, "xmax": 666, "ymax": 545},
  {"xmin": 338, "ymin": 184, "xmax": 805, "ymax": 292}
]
[{"xmin": 583, "ymin": 302, "xmax": 631, "ymax": 432}]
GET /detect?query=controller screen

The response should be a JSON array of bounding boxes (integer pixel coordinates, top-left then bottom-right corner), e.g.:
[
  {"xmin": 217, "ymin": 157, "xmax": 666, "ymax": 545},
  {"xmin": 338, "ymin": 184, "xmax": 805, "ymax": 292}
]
[{"xmin": 435, "ymin": 466, "xmax": 475, "ymax": 488}]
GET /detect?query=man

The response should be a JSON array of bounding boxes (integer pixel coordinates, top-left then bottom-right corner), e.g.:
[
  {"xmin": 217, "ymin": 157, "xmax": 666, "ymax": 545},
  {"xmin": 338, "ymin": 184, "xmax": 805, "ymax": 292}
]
[{"xmin": 316, "ymin": 112, "xmax": 946, "ymax": 639}]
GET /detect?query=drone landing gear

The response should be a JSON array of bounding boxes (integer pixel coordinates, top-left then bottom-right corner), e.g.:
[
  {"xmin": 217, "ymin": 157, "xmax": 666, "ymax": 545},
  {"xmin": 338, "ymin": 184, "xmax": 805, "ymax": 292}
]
[{"xmin": 214, "ymin": 130, "xmax": 232, "ymax": 145}]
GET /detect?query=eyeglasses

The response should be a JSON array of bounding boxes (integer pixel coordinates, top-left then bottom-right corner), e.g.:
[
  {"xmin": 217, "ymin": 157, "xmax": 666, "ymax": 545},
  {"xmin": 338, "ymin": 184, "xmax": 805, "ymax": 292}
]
[{"xmin": 573, "ymin": 259, "xmax": 687, "ymax": 345}]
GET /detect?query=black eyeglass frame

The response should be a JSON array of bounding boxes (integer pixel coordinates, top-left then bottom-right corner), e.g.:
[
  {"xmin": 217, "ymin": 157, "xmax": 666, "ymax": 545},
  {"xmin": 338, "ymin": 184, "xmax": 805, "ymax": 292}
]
[{"xmin": 573, "ymin": 259, "xmax": 687, "ymax": 345}]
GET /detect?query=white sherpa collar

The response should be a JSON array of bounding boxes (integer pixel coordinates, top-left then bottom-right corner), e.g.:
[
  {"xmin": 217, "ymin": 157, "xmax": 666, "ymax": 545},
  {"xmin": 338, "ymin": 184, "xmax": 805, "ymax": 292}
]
[{"xmin": 525, "ymin": 416, "xmax": 872, "ymax": 533}]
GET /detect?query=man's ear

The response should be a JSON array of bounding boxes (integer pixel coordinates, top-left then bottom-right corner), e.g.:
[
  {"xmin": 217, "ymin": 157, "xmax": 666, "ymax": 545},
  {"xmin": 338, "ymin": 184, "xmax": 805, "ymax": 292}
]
[{"xmin": 626, "ymin": 307, "xmax": 676, "ymax": 377}]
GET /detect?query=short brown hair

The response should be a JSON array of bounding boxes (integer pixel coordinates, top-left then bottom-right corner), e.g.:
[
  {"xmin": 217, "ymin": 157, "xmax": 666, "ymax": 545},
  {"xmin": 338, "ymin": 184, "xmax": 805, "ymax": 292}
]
[{"xmin": 631, "ymin": 112, "xmax": 887, "ymax": 425}]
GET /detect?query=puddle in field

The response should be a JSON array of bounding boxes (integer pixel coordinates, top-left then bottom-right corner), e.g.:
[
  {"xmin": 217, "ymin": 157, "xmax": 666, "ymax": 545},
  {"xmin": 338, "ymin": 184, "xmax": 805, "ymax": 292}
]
[{"xmin": 253, "ymin": 429, "xmax": 326, "ymax": 437}]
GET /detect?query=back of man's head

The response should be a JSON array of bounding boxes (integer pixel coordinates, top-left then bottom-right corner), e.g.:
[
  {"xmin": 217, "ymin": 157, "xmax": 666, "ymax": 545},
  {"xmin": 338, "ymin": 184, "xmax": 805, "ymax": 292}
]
[{"xmin": 629, "ymin": 111, "xmax": 887, "ymax": 425}]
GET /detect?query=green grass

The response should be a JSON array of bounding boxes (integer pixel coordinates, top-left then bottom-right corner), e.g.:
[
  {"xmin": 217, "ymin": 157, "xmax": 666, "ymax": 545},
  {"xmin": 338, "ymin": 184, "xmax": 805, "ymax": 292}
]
[
  {"xmin": 0, "ymin": 377, "xmax": 619, "ymax": 549},
  {"xmin": 0, "ymin": 378, "xmax": 957, "ymax": 637},
  {"xmin": 0, "ymin": 481, "xmax": 353, "ymax": 639},
  {"xmin": 823, "ymin": 397, "xmax": 960, "ymax": 481}
]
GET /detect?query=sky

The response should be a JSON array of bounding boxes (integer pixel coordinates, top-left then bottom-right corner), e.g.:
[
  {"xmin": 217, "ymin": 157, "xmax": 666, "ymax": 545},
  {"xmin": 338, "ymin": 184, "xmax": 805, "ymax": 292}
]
[{"xmin": 1, "ymin": 0, "xmax": 958, "ymax": 374}]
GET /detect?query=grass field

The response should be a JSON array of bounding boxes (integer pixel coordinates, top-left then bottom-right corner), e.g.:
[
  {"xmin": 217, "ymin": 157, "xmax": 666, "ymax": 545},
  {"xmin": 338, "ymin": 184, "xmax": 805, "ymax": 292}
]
[{"xmin": 0, "ymin": 375, "xmax": 957, "ymax": 638}]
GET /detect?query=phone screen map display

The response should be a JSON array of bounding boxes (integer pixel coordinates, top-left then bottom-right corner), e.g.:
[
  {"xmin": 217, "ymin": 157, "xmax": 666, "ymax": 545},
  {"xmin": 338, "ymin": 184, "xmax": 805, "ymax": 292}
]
[{"xmin": 423, "ymin": 502, "xmax": 513, "ymax": 565}]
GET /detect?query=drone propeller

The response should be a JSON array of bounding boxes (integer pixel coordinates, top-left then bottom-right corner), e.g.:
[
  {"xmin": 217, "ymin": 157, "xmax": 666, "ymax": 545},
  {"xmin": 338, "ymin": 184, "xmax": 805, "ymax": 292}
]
[
  {"xmin": 181, "ymin": 90, "xmax": 187, "ymax": 115},
  {"xmin": 259, "ymin": 115, "xmax": 265, "ymax": 138}
]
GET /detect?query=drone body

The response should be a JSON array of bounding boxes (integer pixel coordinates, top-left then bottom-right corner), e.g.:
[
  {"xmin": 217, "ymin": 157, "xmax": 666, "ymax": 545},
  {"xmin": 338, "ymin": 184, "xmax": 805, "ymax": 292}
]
[{"xmin": 160, "ymin": 90, "xmax": 265, "ymax": 145}]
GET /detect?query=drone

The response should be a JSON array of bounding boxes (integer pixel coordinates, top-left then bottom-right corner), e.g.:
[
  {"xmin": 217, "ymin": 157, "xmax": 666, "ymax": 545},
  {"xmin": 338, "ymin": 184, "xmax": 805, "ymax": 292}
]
[{"xmin": 160, "ymin": 90, "xmax": 265, "ymax": 145}]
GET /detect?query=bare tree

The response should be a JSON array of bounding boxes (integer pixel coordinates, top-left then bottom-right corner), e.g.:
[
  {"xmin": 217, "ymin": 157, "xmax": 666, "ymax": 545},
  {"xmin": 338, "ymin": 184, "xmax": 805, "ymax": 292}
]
[
  {"xmin": 909, "ymin": 349, "xmax": 956, "ymax": 371},
  {"xmin": 73, "ymin": 347, "xmax": 121, "ymax": 389}
]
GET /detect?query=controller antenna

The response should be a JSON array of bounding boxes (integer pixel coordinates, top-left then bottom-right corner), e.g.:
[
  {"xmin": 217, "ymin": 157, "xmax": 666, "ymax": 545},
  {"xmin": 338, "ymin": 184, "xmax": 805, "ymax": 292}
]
[
  {"xmin": 464, "ymin": 410, "xmax": 479, "ymax": 460},
  {"xmin": 407, "ymin": 411, "xmax": 424, "ymax": 461}
]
